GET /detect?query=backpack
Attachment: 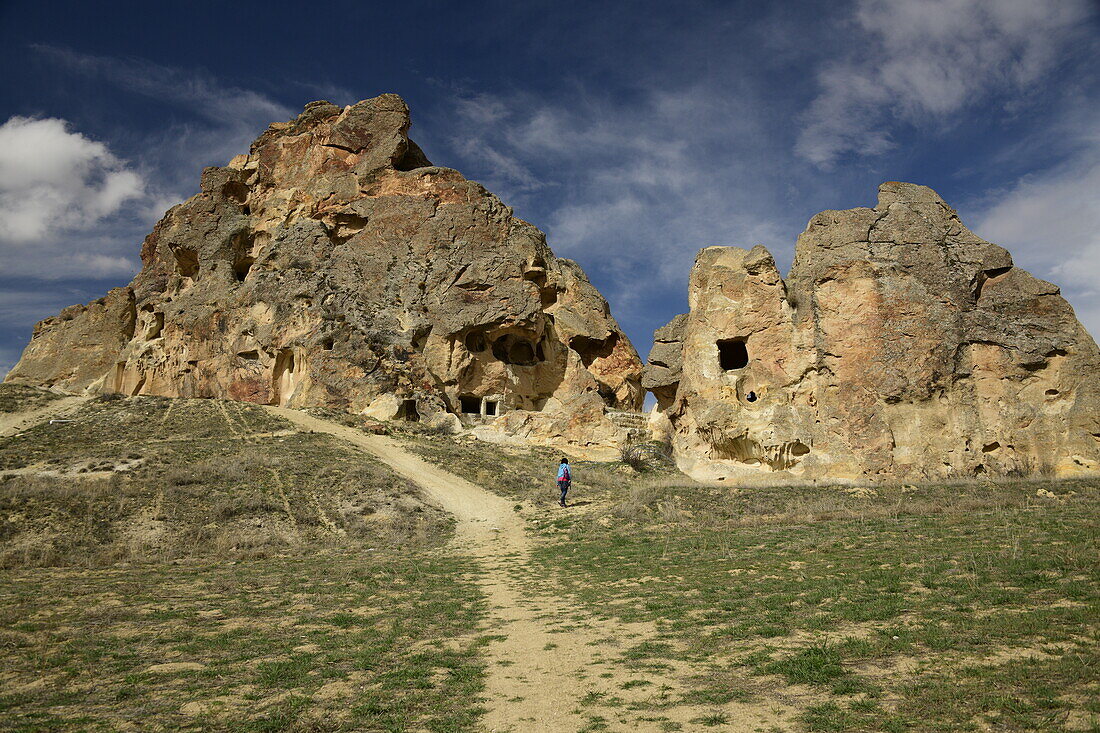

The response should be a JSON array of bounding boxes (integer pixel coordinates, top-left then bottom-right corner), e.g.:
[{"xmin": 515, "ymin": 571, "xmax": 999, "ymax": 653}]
[{"xmin": 561, "ymin": 465, "xmax": 570, "ymax": 481}]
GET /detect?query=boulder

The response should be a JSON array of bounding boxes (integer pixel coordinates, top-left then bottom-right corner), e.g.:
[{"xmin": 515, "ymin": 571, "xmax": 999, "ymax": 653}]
[{"xmin": 646, "ymin": 182, "xmax": 1100, "ymax": 482}]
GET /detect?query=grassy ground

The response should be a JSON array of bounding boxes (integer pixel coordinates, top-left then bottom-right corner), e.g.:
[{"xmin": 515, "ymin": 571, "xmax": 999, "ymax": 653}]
[
  {"xmin": 0, "ymin": 384, "xmax": 64, "ymax": 413},
  {"xmin": 407, "ymin": 432, "xmax": 1100, "ymax": 732},
  {"xmin": 3, "ymin": 385, "xmax": 1097, "ymax": 731},
  {"xmin": 0, "ymin": 391, "xmax": 450, "ymax": 567},
  {"xmin": 402, "ymin": 430, "xmax": 676, "ymax": 507},
  {"xmin": 0, "ymin": 387, "xmax": 487, "ymax": 730},
  {"xmin": 0, "ymin": 552, "xmax": 487, "ymax": 731},
  {"xmin": 529, "ymin": 483, "xmax": 1099, "ymax": 732}
]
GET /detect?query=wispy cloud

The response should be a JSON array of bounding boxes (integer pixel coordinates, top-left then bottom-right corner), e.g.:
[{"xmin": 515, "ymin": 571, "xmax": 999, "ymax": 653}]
[
  {"xmin": 441, "ymin": 86, "xmax": 793, "ymax": 285},
  {"xmin": 972, "ymin": 120, "xmax": 1100, "ymax": 339},
  {"xmin": 31, "ymin": 45, "xmax": 300, "ymax": 211},
  {"xmin": 796, "ymin": 0, "xmax": 1095, "ymax": 167},
  {"xmin": 428, "ymin": 81, "xmax": 815, "ymax": 349},
  {"xmin": 33, "ymin": 44, "xmax": 293, "ymax": 169}
]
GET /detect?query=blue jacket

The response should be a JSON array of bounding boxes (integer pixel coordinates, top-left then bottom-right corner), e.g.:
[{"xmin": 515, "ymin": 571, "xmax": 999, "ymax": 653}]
[{"xmin": 557, "ymin": 464, "xmax": 571, "ymax": 482}]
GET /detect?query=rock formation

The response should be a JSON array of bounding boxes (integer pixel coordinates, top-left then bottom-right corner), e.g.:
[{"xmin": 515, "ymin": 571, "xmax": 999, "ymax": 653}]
[
  {"xmin": 6, "ymin": 95, "xmax": 644, "ymax": 455},
  {"xmin": 646, "ymin": 182, "xmax": 1100, "ymax": 483}
]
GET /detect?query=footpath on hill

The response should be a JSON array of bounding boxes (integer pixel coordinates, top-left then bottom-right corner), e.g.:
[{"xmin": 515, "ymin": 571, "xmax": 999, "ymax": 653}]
[
  {"xmin": 266, "ymin": 406, "xmax": 780, "ymax": 732},
  {"xmin": 0, "ymin": 395, "xmax": 88, "ymax": 438}
]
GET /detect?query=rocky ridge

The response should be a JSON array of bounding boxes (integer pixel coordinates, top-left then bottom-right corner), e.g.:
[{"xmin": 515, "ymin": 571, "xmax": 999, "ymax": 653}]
[
  {"xmin": 6, "ymin": 98, "xmax": 1099, "ymax": 480},
  {"xmin": 5, "ymin": 95, "xmax": 644, "ymax": 457},
  {"xmin": 646, "ymin": 182, "xmax": 1100, "ymax": 482}
]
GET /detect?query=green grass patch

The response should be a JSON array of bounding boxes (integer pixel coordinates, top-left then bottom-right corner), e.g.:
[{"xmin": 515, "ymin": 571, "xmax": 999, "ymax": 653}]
[{"xmin": 0, "ymin": 551, "xmax": 488, "ymax": 730}]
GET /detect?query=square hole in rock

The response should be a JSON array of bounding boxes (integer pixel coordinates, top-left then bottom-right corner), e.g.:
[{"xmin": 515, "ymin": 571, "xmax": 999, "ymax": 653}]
[{"xmin": 718, "ymin": 338, "xmax": 749, "ymax": 370}]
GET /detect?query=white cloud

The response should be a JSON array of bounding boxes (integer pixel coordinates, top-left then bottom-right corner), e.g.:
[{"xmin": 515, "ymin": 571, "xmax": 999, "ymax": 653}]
[
  {"xmin": 0, "ymin": 116, "xmax": 144, "ymax": 243},
  {"xmin": 972, "ymin": 137, "xmax": 1100, "ymax": 340},
  {"xmin": 0, "ymin": 48, "xmax": 308, "ymax": 283},
  {"xmin": 797, "ymin": 0, "xmax": 1094, "ymax": 167},
  {"xmin": 443, "ymin": 87, "xmax": 791, "ymax": 280}
]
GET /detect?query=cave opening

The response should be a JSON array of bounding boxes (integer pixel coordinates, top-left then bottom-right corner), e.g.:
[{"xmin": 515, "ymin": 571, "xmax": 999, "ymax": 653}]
[
  {"xmin": 484, "ymin": 400, "xmax": 498, "ymax": 416},
  {"xmin": 222, "ymin": 180, "xmax": 250, "ymax": 205},
  {"xmin": 233, "ymin": 256, "xmax": 254, "ymax": 282},
  {"xmin": 460, "ymin": 395, "xmax": 481, "ymax": 414},
  {"xmin": 331, "ymin": 213, "xmax": 368, "ymax": 244},
  {"xmin": 141, "ymin": 307, "xmax": 164, "ymax": 340},
  {"xmin": 975, "ymin": 266, "xmax": 1013, "ymax": 299},
  {"xmin": 465, "ymin": 331, "xmax": 487, "ymax": 352},
  {"xmin": 569, "ymin": 334, "xmax": 617, "ymax": 368},
  {"xmin": 491, "ymin": 334, "xmax": 542, "ymax": 366},
  {"xmin": 399, "ymin": 399, "xmax": 420, "ymax": 422},
  {"xmin": 718, "ymin": 338, "xmax": 749, "ymax": 370},
  {"xmin": 174, "ymin": 248, "xmax": 199, "ymax": 279},
  {"xmin": 272, "ymin": 349, "xmax": 297, "ymax": 406}
]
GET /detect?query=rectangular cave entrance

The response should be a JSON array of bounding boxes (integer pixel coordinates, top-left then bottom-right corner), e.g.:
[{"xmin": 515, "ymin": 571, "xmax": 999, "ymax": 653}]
[
  {"xmin": 398, "ymin": 399, "xmax": 420, "ymax": 422},
  {"xmin": 271, "ymin": 348, "xmax": 297, "ymax": 407},
  {"xmin": 460, "ymin": 395, "xmax": 481, "ymax": 414},
  {"xmin": 484, "ymin": 399, "xmax": 498, "ymax": 416},
  {"xmin": 718, "ymin": 338, "xmax": 749, "ymax": 370}
]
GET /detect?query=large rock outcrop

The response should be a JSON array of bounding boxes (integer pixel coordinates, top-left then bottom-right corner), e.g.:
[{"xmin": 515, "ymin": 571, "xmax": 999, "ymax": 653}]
[
  {"xmin": 646, "ymin": 182, "xmax": 1100, "ymax": 483},
  {"xmin": 6, "ymin": 95, "xmax": 644, "ymax": 455}
]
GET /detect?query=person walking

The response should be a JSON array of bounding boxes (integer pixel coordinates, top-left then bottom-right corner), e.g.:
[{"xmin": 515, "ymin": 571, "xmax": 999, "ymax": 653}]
[{"xmin": 556, "ymin": 458, "xmax": 571, "ymax": 507}]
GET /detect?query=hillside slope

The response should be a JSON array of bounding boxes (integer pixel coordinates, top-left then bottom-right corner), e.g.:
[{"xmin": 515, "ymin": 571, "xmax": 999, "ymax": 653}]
[{"xmin": 1, "ymin": 386, "xmax": 1096, "ymax": 731}]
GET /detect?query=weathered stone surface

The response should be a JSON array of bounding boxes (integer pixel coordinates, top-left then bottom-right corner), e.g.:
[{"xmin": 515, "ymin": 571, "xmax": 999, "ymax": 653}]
[
  {"xmin": 7, "ymin": 287, "xmax": 137, "ymax": 393},
  {"xmin": 642, "ymin": 313, "xmax": 687, "ymax": 406},
  {"xmin": 6, "ymin": 95, "xmax": 643, "ymax": 454},
  {"xmin": 647, "ymin": 182, "xmax": 1100, "ymax": 482}
]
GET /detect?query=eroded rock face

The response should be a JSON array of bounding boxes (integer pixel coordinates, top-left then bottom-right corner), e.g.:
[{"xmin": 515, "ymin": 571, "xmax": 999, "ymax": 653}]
[
  {"xmin": 6, "ymin": 95, "xmax": 643, "ymax": 453},
  {"xmin": 647, "ymin": 182, "xmax": 1100, "ymax": 482}
]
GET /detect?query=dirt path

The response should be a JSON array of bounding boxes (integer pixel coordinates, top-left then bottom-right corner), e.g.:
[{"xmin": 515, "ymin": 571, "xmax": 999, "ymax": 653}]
[
  {"xmin": 267, "ymin": 407, "xmax": 784, "ymax": 732},
  {"xmin": 0, "ymin": 395, "xmax": 89, "ymax": 439}
]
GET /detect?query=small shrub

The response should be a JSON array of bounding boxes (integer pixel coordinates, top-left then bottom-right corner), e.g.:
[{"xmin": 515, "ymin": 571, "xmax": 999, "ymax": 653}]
[
  {"xmin": 764, "ymin": 641, "xmax": 847, "ymax": 686},
  {"xmin": 619, "ymin": 443, "xmax": 648, "ymax": 471}
]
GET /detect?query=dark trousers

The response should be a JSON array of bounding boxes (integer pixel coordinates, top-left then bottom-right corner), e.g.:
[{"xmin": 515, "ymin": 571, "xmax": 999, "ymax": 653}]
[{"xmin": 558, "ymin": 480, "xmax": 570, "ymax": 504}]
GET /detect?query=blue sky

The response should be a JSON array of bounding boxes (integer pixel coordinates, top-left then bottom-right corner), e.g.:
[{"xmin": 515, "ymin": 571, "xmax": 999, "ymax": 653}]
[{"xmin": 2, "ymin": 0, "xmax": 1098, "ymax": 377}]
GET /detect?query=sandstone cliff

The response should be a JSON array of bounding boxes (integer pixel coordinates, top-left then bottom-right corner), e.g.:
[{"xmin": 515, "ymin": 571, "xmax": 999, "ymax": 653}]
[
  {"xmin": 6, "ymin": 95, "xmax": 644, "ymax": 455},
  {"xmin": 646, "ymin": 182, "xmax": 1100, "ymax": 482}
]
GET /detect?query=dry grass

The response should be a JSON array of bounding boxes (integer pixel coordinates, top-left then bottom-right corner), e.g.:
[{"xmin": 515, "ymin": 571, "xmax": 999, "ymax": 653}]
[
  {"xmin": 0, "ymin": 551, "xmax": 488, "ymax": 730},
  {"xmin": 0, "ymin": 384, "xmax": 64, "ymax": 414},
  {"xmin": 0, "ymin": 397, "xmax": 451, "ymax": 568}
]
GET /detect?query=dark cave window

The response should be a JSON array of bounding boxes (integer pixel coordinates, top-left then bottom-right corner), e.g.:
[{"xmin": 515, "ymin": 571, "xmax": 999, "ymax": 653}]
[
  {"xmin": 484, "ymin": 400, "xmax": 498, "ymax": 416},
  {"xmin": 745, "ymin": 391, "xmax": 757, "ymax": 402},
  {"xmin": 460, "ymin": 395, "xmax": 481, "ymax": 414},
  {"xmin": 718, "ymin": 338, "xmax": 749, "ymax": 370},
  {"xmin": 465, "ymin": 331, "xmax": 487, "ymax": 352},
  {"xmin": 174, "ymin": 248, "xmax": 199, "ymax": 278},
  {"xmin": 233, "ymin": 256, "xmax": 254, "ymax": 282},
  {"xmin": 491, "ymin": 335, "xmax": 541, "ymax": 366}
]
